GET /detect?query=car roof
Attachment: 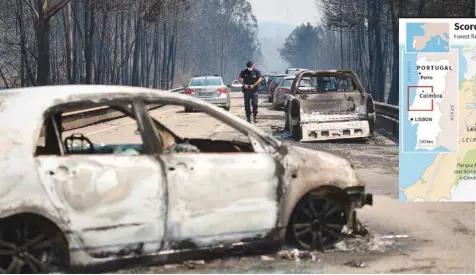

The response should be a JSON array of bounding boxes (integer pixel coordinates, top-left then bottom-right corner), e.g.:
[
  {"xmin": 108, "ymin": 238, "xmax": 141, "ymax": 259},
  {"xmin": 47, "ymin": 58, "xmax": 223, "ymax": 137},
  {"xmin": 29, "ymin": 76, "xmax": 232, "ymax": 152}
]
[
  {"xmin": 192, "ymin": 75, "xmax": 222, "ymax": 78},
  {"xmin": 0, "ymin": 85, "xmax": 194, "ymax": 143},
  {"xmin": 0, "ymin": 85, "xmax": 206, "ymax": 118},
  {"xmin": 283, "ymin": 75, "xmax": 312, "ymax": 79}
]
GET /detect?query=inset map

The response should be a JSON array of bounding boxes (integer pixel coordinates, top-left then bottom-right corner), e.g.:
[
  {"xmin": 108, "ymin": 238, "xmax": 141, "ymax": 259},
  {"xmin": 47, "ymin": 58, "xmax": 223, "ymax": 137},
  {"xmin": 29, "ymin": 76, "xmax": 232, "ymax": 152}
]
[
  {"xmin": 406, "ymin": 22, "xmax": 449, "ymax": 53},
  {"xmin": 401, "ymin": 51, "xmax": 459, "ymax": 153},
  {"xmin": 398, "ymin": 18, "xmax": 476, "ymax": 202}
]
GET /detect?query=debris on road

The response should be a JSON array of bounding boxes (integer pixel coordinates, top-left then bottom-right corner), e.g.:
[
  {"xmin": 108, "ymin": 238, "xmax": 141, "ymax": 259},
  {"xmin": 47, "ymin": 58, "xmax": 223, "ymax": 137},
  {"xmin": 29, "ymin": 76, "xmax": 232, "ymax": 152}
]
[
  {"xmin": 332, "ymin": 233, "xmax": 399, "ymax": 253},
  {"xmin": 163, "ymin": 264, "xmax": 179, "ymax": 270},
  {"xmin": 344, "ymin": 260, "xmax": 366, "ymax": 268},
  {"xmin": 260, "ymin": 255, "xmax": 275, "ymax": 261},
  {"xmin": 275, "ymin": 248, "xmax": 319, "ymax": 262},
  {"xmin": 183, "ymin": 260, "xmax": 206, "ymax": 269},
  {"xmin": 379, "ymin": 234, "xmax": 409, "ymax": 239}
]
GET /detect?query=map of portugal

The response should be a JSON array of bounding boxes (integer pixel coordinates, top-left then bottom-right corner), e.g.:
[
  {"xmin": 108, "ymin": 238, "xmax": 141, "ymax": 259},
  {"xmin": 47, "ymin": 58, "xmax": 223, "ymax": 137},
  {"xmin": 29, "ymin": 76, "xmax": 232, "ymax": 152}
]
[{"xmin": 407, "ymin": 52, "xmax": 458, "ymax": 151}]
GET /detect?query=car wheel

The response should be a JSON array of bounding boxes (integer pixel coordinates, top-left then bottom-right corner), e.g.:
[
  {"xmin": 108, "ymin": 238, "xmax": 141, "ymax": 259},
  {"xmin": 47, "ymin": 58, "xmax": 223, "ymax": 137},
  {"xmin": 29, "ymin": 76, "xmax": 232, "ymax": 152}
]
[
  {"xmin": 184, "ymin": 107, "xmax": 192, "ymax": 112},
  {"xmin": 268, "ymin": 96, "xmax": 273, "ymax": 103},
  {"xmin": 287, "ymin": 195, "xmax": 347, "ymax": 250},
  {"xmin": 272, "ymin": 98, "xmax": 280, "ymax": 110},
  {"xmin": 224, "ymin": 105, "xmax": 230, "ymax": 111},
  {"xmin": 0, "ymin": 215, "xmax": 70, "ymax": 273}
]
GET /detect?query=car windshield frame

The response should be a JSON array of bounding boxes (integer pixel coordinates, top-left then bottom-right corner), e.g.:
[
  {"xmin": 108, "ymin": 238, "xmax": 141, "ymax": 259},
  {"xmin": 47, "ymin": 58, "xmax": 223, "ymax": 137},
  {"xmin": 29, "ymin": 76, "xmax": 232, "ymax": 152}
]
[
  {"xmin": 282, "ymin": 78, "xmax": 312, "ymax": 88},
  {"xmin": 286, "ymin": 69, "xmax": 303, "ymax": 75},
  {"xmin": 291, "ymin": 72, "xmax": 362, "ymax": 94},
  {"xmin": 273, "ymin": 76, "xmax": 284, "ymax": 85},
  {"xmin": 190, "ymin": 77, "xmax": 222, "ymax": 86}
]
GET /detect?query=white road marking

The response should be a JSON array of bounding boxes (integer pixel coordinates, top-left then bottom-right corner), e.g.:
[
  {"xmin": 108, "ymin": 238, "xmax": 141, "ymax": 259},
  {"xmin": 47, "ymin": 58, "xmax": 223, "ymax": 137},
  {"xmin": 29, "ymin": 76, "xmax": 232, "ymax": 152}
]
[{"xmin": 85, "ymin": 107, "xmax": 178, "ymax": 136}]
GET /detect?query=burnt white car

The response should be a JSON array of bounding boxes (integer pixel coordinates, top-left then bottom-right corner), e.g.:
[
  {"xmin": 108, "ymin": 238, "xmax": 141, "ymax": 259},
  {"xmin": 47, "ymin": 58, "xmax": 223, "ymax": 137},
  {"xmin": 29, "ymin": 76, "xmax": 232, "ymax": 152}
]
[
  {"xmin": 0, "ymin": 85, "xmax": 372, "ymax": 273},
  {"xmin": 284, "ymin": 70, "xmax": 377, "ymax": 142}
]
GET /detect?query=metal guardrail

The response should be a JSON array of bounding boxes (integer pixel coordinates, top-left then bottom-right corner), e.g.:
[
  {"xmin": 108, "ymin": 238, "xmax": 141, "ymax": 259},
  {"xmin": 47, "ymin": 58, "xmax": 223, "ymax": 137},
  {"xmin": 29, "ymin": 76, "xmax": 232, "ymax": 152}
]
[
  {"xmin": 374, "ymin": 102, "xmax": 399, "ymax": 138},
  {"xmin": 62, "ymin": 87, "xmax": 185, "ymax": 132}
]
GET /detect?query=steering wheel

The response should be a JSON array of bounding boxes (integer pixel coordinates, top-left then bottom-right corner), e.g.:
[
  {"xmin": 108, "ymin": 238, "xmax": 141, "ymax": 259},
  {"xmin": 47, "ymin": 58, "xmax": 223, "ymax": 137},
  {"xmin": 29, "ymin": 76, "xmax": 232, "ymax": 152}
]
[{"xmin": 64, "ymin": 133, "xmax": 95, "ymax": 154}]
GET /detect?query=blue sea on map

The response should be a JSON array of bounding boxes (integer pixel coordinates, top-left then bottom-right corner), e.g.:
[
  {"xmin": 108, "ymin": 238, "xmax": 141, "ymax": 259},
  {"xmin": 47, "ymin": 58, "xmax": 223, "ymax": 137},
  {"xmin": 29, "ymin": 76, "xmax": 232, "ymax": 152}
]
[{"xmin": 406, "ymin": 23, "xmax": 449, "ymax": 52}]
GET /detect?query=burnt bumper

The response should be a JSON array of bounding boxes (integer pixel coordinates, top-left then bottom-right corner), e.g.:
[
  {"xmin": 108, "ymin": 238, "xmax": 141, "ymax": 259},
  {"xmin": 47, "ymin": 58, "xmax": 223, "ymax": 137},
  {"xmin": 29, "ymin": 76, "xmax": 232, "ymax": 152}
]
[{"xmin": 345, "ymin": 186, "xmax": 373, "ymax": 208}]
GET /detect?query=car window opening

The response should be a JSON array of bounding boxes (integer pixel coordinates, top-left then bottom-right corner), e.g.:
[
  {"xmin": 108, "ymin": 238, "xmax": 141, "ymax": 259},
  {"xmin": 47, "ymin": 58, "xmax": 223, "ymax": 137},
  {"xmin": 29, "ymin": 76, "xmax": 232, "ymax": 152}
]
[
  {"xmin": 191, "ymin": 77, "xmax": 222, "ymax": 86},
  {"xmin": 35, "ymin": 102, "xmax": 146, "ymax": 157},
  {"xmin": 145, "ymin": 102, "xmax": 256, "ymax": 154}
]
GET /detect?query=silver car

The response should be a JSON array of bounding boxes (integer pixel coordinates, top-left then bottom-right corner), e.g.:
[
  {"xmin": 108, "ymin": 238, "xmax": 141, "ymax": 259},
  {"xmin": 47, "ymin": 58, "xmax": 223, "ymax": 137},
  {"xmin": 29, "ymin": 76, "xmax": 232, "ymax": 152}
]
[
  {"xmin": 230, "ymin": 80, "xmax": 242, "ymax": 92},
  {"xmin": 184, "ymin": 75, "xmax": 231, "ymax": 111},
  {"xmin": 273, "ymin": 76, "xmax": 314, "ymax": 110}
]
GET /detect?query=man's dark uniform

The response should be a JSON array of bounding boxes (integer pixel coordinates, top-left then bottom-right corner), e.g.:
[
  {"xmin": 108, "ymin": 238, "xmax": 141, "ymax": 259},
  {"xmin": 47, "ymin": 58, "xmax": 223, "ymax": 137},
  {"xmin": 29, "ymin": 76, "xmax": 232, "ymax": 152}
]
[{"xmin": 239, "ymin": 65, "xmax": 262, "ymax": 122}]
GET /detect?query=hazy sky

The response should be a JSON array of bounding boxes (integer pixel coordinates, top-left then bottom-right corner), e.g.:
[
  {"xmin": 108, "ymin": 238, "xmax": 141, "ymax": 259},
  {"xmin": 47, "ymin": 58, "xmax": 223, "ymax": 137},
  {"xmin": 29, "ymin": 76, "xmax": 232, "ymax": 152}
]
[{"xmin": 248, "ymin": 0, "xmax": 321, "ymax": 25}]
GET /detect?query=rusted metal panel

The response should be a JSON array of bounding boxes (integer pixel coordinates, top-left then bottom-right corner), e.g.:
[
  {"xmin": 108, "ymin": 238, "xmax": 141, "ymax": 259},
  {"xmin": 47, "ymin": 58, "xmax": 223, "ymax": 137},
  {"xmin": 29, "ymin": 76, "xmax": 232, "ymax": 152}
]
[
  {"xmin": 35, "ymin": 155, "xmax": 165, "ymax": 265},
  {"xmin": 298, "ymin": 91, "xmax": 365, "ymax": 116},
  {"xmin": 160, "ymin": 153, "xmax": 279, "ymax": 249}
]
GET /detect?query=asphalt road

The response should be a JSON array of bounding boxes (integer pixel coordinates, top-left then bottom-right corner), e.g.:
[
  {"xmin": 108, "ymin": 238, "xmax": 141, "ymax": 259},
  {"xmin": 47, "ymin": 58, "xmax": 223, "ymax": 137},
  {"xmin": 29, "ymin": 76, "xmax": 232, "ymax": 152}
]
[{"xmin": 69, "ymin": 92, "xmax": 475, "ymax": 274}]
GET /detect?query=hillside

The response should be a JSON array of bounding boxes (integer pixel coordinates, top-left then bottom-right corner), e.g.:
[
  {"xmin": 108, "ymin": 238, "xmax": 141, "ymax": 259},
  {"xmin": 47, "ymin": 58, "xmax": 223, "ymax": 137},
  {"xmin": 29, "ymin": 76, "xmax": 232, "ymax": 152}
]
[{"xmin": 256, "ymin": 21, "xmax": 296, "ymax": 73}]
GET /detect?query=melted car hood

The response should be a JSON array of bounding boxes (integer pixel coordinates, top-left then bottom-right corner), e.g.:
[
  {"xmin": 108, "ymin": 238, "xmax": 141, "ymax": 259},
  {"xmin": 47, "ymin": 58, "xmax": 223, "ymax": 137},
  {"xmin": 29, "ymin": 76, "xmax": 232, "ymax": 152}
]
[{"xmin": 284, "ymin": 145, "xmax": 361, "ymax": 188}]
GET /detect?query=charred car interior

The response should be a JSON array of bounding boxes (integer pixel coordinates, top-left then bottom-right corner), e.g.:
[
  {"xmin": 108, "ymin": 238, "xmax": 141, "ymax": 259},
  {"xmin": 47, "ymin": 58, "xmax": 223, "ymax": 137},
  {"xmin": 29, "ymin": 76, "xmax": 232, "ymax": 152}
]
[
  {"xmin": 284, "ymin": 70, "xmax": 376, "ymax": 142},
  {"xmin": 36, "ymin": 100, "xmax": 255, "ymax": 156}
]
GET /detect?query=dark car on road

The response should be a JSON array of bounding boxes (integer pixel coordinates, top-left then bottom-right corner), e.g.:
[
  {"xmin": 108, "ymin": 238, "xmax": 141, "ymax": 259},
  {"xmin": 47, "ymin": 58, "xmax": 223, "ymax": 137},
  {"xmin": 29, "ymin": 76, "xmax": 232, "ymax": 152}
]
[
  {"xmin": 258, "ymin": 74, "xmax": 272, "ymax": 94},
  {"xmin": 267, "ymin": 74, "xmax": 290, "ymax": 102},
  {"xmin": 272, "ymin": 75, "xmax": 314, "ymax": 110}
]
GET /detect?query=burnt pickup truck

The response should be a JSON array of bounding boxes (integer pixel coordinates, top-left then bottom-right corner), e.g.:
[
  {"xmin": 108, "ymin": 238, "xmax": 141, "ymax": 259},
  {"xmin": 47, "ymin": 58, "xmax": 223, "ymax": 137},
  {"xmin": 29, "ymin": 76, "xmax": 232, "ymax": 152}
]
[{"xmin": 284, "ymin": 70, "xmax": 376, "ymax": 142}]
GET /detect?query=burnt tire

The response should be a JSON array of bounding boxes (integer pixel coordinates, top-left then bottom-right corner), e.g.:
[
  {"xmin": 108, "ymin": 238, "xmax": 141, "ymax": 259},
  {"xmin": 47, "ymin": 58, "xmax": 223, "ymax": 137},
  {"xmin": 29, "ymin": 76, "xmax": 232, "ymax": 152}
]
[
  {"xmin": 0, "ymin": 215, "xmax": 70, "ymax": 273},
  {"xmin": 287, "ymin": 195, "xmax": 347, "ymax": 250}
]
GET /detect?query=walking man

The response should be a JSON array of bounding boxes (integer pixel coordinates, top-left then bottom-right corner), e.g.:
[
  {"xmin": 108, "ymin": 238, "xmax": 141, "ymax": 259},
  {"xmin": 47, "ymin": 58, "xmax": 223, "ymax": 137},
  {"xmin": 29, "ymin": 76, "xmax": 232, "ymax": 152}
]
[{"xmin": 238, "ymin": 61, "xmax": 263, "ymax": 123}]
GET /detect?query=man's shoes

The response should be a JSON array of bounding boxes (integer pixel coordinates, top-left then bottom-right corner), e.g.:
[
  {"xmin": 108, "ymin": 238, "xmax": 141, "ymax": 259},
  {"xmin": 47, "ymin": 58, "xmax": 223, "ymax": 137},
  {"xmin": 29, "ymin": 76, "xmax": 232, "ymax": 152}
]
[
  {"xmin": 253, "ymin": 115, "xmax": 258, "ymax": 123},
  {"xmin": 246, "ymin": 116, "xmax": 251, "ymax": 123}
]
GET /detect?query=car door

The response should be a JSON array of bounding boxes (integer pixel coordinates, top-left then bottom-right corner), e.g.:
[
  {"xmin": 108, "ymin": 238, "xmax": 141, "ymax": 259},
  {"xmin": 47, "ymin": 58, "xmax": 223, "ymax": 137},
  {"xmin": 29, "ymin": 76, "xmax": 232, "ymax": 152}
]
[
  {"xmin": 35, "ymin": 100, "xmax": 166, "ymax": 260},
  {"xmin": 159, "ymin": 132, "xmax": 280, "ymax": 248}
]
